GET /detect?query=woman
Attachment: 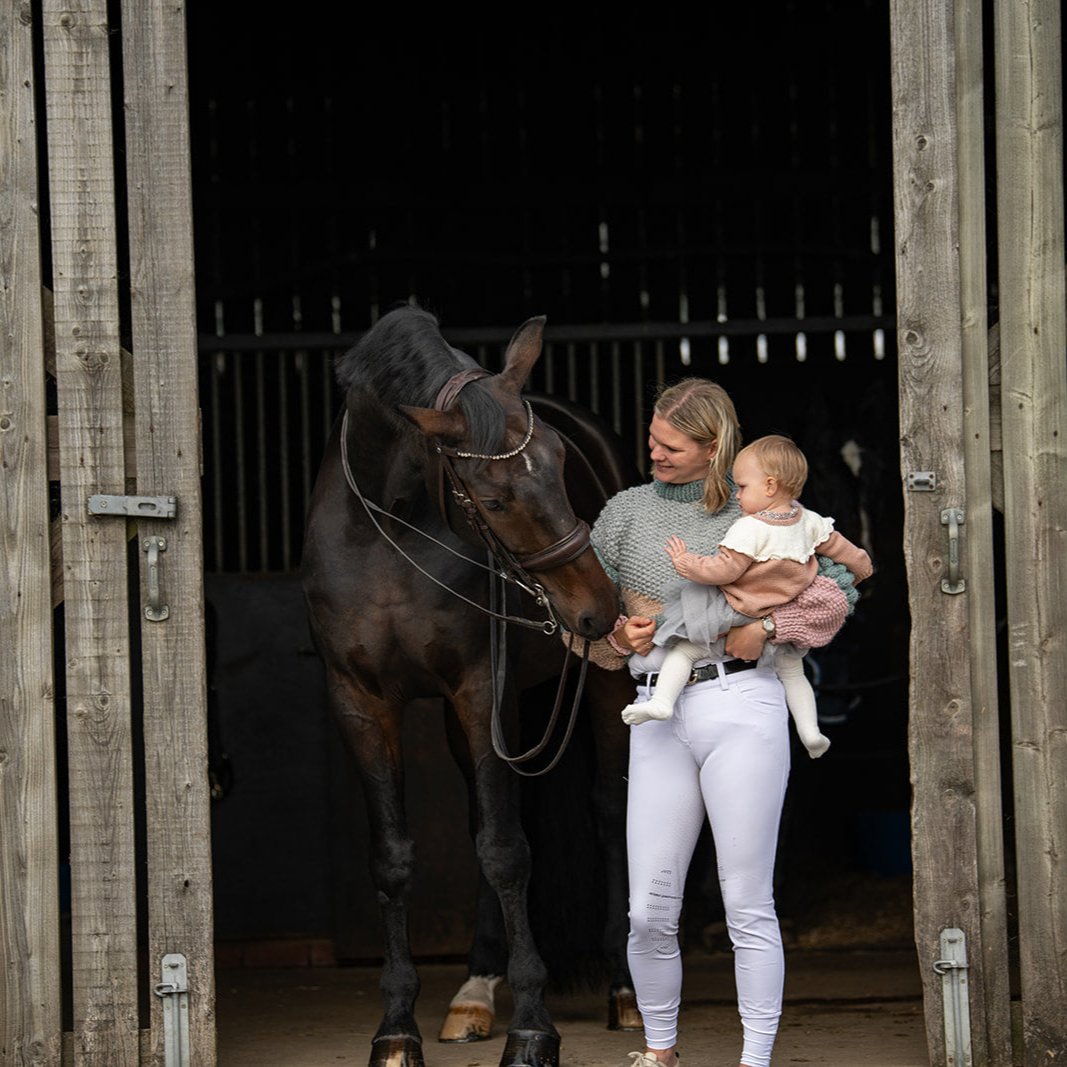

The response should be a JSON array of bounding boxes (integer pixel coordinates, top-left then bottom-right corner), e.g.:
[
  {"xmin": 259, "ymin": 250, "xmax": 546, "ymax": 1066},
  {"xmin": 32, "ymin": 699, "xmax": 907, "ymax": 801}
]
[{"xmin": 589, "ymin": 379, "xmax": 857, "ymax": 1067}]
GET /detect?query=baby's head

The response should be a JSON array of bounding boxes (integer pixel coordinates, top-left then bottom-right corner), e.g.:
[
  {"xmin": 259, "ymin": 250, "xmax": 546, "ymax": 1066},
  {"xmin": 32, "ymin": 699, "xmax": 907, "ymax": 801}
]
[{"xmin": 733, "ymin": 434, "xmax": 807, "ymax": 514}]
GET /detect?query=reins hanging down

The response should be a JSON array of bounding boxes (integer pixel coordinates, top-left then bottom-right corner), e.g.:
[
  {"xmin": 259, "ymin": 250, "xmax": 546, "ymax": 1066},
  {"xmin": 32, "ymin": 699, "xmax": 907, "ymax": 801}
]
[{"xmin": 337, "ymin": 368, "xmax": 599, "ymax": 776}]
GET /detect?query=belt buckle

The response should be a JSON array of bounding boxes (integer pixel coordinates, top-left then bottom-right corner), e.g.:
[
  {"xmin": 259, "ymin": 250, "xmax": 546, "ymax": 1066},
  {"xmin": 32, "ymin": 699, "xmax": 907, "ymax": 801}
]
[{"xmin": 686, "ymin": 669, "xmax": 699, "ymax": 686}]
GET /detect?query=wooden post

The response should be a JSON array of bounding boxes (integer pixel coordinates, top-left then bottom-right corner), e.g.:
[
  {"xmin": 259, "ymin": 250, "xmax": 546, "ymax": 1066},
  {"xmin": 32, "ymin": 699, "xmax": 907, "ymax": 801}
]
[
  {"xmin": 955, "ymin": 1, "xmax": 1013, "ymax": 1061},
  {"xmin": 993, "ymin": 0, "xmax": 1067, "ymax": 1061},
  {"xmin": 0, "ymin": 3, "xmax": 63, "ymax": 1063},
  {"xmin": 42, "ymin": 0, "xmax": 141, "ymax": 1061},
  {"xmin": 121, "ymin": 2, "xmax": 217, "ymax": 1063},
  {"xmin": 889, "ymin": 1, "xmax": 1003, "ymax": 1062}
]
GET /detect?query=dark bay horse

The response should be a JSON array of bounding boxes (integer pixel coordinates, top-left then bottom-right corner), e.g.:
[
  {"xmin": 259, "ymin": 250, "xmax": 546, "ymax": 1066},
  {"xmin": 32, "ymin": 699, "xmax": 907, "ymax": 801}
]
[{"xmin": 301, "ymin": 305, "xmax": 640, "ymax": 1067}]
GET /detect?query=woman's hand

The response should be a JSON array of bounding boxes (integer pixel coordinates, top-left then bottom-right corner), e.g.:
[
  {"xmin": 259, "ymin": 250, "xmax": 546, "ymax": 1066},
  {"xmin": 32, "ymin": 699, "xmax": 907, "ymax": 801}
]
[
  {"xmin": 725, "ymin": 619, "xmax": 767, "ymax": 662},
  {"xmin": 618, "ymin": 615, "xmax": 657, "ymax": 657}
]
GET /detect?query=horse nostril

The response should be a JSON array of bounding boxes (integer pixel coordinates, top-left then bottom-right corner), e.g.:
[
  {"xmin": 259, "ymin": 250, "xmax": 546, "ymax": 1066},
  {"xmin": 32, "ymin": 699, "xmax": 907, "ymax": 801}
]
[{"xmin": 577, "ymin": 612, "xmax": 610, "ymax": 640}]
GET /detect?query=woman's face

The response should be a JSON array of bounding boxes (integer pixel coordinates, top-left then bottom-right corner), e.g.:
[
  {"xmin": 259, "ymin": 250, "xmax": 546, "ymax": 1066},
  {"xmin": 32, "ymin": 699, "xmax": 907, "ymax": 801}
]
[{"xmin": 648, "ymin": 414, "xmax": 715, "ymax": 484}]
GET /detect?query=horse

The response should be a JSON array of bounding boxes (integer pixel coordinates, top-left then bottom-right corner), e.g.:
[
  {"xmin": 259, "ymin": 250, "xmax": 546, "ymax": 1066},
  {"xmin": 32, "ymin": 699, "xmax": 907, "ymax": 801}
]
[{"xmin": 300, "ymin": 304, "xmax": 641, "ymax": 1067}]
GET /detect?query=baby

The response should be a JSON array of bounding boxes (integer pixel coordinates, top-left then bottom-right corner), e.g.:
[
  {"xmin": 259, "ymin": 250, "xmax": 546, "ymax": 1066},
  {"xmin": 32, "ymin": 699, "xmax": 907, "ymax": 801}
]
[{"xmin": 621, "ymin": 434, "xmax": 873, "ymax": 758}]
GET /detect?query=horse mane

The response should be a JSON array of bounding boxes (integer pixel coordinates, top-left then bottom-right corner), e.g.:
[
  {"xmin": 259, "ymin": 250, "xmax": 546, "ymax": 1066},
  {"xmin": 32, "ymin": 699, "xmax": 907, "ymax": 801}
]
[{"xmin": 335, "ymin": 304, "xmax": 506, "ymax": 457}]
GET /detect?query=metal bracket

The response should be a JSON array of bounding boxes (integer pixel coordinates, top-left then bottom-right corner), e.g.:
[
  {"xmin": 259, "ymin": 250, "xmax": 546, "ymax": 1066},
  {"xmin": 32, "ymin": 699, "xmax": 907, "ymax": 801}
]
[
  {"xmin": 940, "ymin": 509, "xmax": 966, "ymax": 594},
  {"xmin": 154, "ymin": 953, "xmax": 191, "ymax": 1066},
  {"xmin": 143, "ymin": 536, "xmax": 170, "ymax": 621},
  {"xmin": 907, "ymin": 470, "xmax": 937, "ymax": 491},
  {"xmin": 933, "ymin": 928, "xmax": 972, "ymax": 1066},
  {"xmin": 88, "ymin": 494, "xmax": 177, "ymax": 518}
]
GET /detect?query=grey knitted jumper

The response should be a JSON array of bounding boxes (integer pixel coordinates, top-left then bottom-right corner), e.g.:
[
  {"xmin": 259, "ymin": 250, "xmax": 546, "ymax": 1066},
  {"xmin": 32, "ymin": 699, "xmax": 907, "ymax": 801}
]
[{"xmin": 587, "ymin": 478, "xmax": 857, "ymax": 670}]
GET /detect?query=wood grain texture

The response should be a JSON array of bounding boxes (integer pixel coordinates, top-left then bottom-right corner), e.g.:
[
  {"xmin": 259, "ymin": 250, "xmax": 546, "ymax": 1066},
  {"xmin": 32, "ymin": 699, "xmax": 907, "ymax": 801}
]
[
  {"xmin": 993, "ymin": 0, "xmax": 1067, "ymax": 1061},
  {"xmin": 0, "ymin": 2, "xmax": 63, "ymax": 1062},
  {"xmin": 121, "ymin": 1, "xmax": 217, "ymax": 1062},
  {"xmin": 889, "ymin": 1, "xmax": 993, "ymax": 1062},
  {"xmin": 42, "ymin": 0, "xmax": 140, "ymax": 1060}
]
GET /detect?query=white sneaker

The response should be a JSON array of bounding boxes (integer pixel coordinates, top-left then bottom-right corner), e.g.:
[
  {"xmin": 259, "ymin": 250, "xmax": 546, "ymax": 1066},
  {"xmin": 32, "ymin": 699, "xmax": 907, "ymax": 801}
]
[{"xmin": 627, "ymin": 1052, "xmax": 678, "ymax": 1067}]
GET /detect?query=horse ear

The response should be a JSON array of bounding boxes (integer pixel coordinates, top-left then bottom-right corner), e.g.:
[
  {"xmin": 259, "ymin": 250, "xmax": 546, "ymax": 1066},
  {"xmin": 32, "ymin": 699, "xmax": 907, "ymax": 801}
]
[
  {"xmin": 496, "ymin": 315, "xmax": 546, "ymax": 393},
  {"xmin": 397, "ymin": 403, "xmax": 468, "ymax": 445}
]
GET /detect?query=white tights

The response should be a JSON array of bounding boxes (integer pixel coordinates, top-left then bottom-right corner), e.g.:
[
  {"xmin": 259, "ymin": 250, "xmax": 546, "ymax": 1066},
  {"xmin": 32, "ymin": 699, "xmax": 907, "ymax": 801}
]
[
  {"xmin": 626, "ymin": 666, "xmax": 790, "ymax": 1067},
  {"xmin": 622, "ymin": 639, "xmax": 831, "ymax": 758}
]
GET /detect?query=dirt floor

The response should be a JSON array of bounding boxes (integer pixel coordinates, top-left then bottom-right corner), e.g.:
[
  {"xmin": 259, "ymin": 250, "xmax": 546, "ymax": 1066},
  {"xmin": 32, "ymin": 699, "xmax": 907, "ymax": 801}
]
[{"xmin": 216, "ymin": 947, "xmax": 929, "ymax": 1066}]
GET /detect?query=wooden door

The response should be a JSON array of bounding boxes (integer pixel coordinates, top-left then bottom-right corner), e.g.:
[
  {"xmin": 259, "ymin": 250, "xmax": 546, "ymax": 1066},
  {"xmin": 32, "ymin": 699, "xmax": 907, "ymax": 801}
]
[
  {"xmin": 890, "ymin": 1, "xmax": 1067, "ymax": 1064},
  {"xmin": 1, "ymin": 2, "xmax": 215, "ymax": 1062}
]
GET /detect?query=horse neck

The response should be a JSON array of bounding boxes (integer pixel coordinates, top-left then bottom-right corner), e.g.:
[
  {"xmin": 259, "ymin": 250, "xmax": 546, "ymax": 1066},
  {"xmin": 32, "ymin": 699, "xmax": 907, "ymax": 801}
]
[{"xmin": 343, "ymin": 392, "xmax": 438, "ymax": 520}]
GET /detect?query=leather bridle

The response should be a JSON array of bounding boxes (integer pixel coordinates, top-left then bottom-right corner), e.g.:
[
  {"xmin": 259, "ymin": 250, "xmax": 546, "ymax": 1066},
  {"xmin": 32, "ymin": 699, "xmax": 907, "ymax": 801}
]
[
  {"xmin": 337, "ymin": 368, "xmax": 598, "ymax": 776},
  {"xmin": 431, "ymin": 368, "xmax": 593, "ymax": 587}
]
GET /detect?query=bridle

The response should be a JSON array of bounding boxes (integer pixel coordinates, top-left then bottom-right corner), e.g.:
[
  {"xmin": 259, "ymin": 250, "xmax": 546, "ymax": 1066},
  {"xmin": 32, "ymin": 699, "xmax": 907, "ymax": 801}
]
[
  {"xmin": 430, "ymin": 368, "xmax": 593, "ymax": 588},
  {"xmin": 338, "ymin": 368, "xmax": 597, "ymax": 776}
]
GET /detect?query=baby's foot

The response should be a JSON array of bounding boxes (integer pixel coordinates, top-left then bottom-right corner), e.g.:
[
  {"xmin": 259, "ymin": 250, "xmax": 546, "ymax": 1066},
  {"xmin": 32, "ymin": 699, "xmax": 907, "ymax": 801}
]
[
  {"xmin": 621, "ymin": 699, "xmax": 673, "ymax": 726},
  {"xmin": 803, "ymin": 733, "xmax": 831, "ymax": 759}
]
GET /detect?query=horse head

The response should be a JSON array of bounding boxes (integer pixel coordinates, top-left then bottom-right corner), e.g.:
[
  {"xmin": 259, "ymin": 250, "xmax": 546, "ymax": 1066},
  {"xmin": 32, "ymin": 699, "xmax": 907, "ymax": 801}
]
[{"xmin": 397, "ymin": 316, "xmax": 620, "ymax": 641}]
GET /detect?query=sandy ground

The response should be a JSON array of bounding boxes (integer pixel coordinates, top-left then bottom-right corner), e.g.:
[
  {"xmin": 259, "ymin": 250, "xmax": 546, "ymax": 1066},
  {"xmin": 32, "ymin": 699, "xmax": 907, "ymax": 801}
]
[{"xmin": 216, "ymin": 949, "xmax": 929, "ymax": 1066}]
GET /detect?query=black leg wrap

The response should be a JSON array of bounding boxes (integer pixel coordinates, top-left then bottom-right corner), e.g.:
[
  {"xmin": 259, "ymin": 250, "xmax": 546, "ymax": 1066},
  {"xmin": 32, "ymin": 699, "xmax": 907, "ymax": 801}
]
[
  {"xmin": 499, "ymin": 1029, "xmax": 561, "ymax": 1067},
  {"xmin": 369, "ymin": 1034, "xmax": 425, "ymax": 1067}
]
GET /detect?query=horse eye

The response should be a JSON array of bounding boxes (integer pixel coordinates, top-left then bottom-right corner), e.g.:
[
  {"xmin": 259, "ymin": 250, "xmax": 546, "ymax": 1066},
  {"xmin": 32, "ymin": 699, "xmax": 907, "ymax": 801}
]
[{"xmin": 480, "ymin": 499, "xmax": 506, "ymax": 512}]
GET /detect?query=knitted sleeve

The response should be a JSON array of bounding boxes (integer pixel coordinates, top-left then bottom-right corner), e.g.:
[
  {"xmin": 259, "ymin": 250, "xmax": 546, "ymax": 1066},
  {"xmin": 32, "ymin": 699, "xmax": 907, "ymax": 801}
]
[
  {"xmin": 769, "ymin": 553, "xmax": 858, "ymax": 649},
  {"xmin": 771, "ymin": 575, "xmax": 849, "ymax": 649}
]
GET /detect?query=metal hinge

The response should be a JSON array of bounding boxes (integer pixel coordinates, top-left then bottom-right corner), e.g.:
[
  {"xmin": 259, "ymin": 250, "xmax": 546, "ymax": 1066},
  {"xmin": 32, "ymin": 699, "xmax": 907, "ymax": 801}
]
[
  {"xmin": 933, "ymin": 928, "xmax": 972, "ymax": 1066},
  {"xmin": 154, "ymin": 953, "xmax": 191, "ymax": 1067}
]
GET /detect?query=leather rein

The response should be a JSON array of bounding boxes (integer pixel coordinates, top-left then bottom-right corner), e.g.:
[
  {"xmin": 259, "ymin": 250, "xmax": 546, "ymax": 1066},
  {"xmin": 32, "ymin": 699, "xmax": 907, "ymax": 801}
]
[{"xmin": 338, "ymin": 368, "xmax": 594, "ymax": 776}]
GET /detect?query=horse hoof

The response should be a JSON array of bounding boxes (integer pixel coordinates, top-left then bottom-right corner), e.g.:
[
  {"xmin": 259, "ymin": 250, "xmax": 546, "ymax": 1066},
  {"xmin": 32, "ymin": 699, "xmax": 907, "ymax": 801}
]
[
  {"xmin": 438, "ymin": 1003, "xmax": 494, "ymax": 1042},
  {"xmin": 370, "ymin": 1035, "xmax": 425, "ymax": 1067},
  {"xmin": 499, "ymin": 1028, "xmax": 560, "ymax": 1067},
  {"xmin": 607, "ymin": 987, "xmax": 643, "ymax": 1031}
]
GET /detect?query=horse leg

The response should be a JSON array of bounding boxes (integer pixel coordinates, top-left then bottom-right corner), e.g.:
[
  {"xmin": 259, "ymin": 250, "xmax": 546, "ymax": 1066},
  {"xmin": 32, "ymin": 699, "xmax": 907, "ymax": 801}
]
[
  {"xmin": 585, "ymin": 665, "xmax": 643, "ymax": 1032},
  {"xmin": 437, "ymin": 708, "xmax": 509, "ymax": 1042},
  {"xmin": 329, "ymin": 675, "xmax": 425, "ymax": 1067},
  {"xmin": 453, "ymin": 688, "xmax": 560, "ymax": 1067}
]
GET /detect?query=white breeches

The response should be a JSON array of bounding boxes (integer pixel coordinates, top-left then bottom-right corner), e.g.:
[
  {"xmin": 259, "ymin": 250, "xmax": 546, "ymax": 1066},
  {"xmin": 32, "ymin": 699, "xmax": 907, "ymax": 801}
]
[{"xmin": 626, "ymin": 666, "xmax": 790, "ymax": 1067}]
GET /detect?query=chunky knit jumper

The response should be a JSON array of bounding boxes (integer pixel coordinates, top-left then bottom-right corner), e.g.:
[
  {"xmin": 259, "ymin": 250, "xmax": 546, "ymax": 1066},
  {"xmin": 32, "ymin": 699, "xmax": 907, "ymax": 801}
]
[{"xmin": 586, "ymin": 478, "xmax": 858, "ymax": 670}]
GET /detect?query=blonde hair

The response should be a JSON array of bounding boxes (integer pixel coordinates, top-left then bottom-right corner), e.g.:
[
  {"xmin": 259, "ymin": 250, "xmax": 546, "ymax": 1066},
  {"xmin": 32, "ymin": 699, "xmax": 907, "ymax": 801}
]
[
  {"xmin": 737, "ymin": 434, "xmax": 808, "ymax": 498},
  {"xmin": 654, "ymin": 378, "xmax": 741, "ymax": 512}
]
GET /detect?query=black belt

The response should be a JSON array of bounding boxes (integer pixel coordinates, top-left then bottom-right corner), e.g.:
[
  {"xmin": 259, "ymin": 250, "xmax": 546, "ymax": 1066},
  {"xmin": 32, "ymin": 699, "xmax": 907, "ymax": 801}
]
[{"xmin": 643, "ymin": 659, "xmax": 757, "ymax": 689}]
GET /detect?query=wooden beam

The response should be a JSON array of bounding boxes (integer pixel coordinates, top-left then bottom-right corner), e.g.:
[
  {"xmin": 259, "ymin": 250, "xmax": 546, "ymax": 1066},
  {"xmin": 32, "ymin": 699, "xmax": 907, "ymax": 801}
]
[
  {"xmin": 993, "ymin": 0, "xmax": 1067, "ymax": 1060},
  {"xmin": 0, "ymin": 3, "xmax": 63, "ymax": 1061},
  {"xmin": 889, "ymin": 0, "xmax": 1002, "ymax": 1062}
]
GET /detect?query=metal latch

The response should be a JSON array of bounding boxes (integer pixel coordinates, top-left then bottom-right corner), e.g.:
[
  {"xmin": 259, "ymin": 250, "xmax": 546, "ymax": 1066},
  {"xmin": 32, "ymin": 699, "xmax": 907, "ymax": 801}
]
[
  {"xmin": 907, "ymin": 471, "xmax": 937, "ymax": 491},
  {"xmin": 933, "ymin": 928, "xmax": 972, "ymax": 1066},
  {"xmin": 88, "ymin": 494, "xmax": 177, "ymax": 518},
  {"xmin": 154, "ymin": 953, "xmax": 191, "ymax": 1066}
]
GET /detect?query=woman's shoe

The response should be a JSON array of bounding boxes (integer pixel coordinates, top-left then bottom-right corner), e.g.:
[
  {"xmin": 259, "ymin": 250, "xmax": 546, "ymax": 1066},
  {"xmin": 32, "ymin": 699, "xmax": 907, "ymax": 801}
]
[{"xmin": 627, "ymin": 1052, "xmax": 679, "ymax": 1067}]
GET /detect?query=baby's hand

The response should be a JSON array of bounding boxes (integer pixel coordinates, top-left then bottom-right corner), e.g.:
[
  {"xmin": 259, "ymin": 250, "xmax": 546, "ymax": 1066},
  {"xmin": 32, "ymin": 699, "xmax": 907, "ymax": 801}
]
[
  {"xmin": 665, "ymin": 535, "xmax": 688, "ymax": 559},
  {"xmin": 665, "ymin": 535, "xmax": 700, "ymax": 578}
]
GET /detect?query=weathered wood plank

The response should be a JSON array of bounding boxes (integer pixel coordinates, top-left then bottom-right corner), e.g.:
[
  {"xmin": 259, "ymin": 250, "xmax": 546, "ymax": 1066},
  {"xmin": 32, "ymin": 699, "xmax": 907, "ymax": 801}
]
[
  {"xmin": 120, "ymin": 2, "xmax": 217, "ymax": 1062},
  {"xmin": 42, "ymin": 0, "xmax": 140, "ymax": 1061},
  {"xmin": 954, "ymin": 1, "xmax": 1012, "ymax": 1060},
  {"xmin": 889, "ymin": 1, "xmax": 994, "ymax": 1063},
  {"xmin": 0, "ymin": 2, "xmax": 63, "ymax": 1062},
  {"xmin": 993, "ymin": 0, "xmax": 1067, "ymax": 1061}
]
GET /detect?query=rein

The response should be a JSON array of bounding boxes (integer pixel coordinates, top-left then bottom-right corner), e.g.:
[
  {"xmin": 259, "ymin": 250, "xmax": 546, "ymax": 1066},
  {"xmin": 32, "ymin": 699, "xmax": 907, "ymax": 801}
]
[{"xmin": 337, "ymin": 370, "xmax": 595, "ymax": 776}]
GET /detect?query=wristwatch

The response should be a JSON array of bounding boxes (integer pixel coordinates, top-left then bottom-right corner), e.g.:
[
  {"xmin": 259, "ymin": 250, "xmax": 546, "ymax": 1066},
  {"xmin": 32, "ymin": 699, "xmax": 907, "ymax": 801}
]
[{"xmin": 762, "ymin": 615, "xmax": 776, "ymax": 636}]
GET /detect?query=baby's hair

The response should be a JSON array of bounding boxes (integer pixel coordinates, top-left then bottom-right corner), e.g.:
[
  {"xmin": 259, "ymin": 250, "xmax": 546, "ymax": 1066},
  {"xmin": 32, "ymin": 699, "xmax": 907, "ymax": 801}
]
[{"xmin": 737, "ymin": 434, "xmax": 808, "ymax": 498}]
